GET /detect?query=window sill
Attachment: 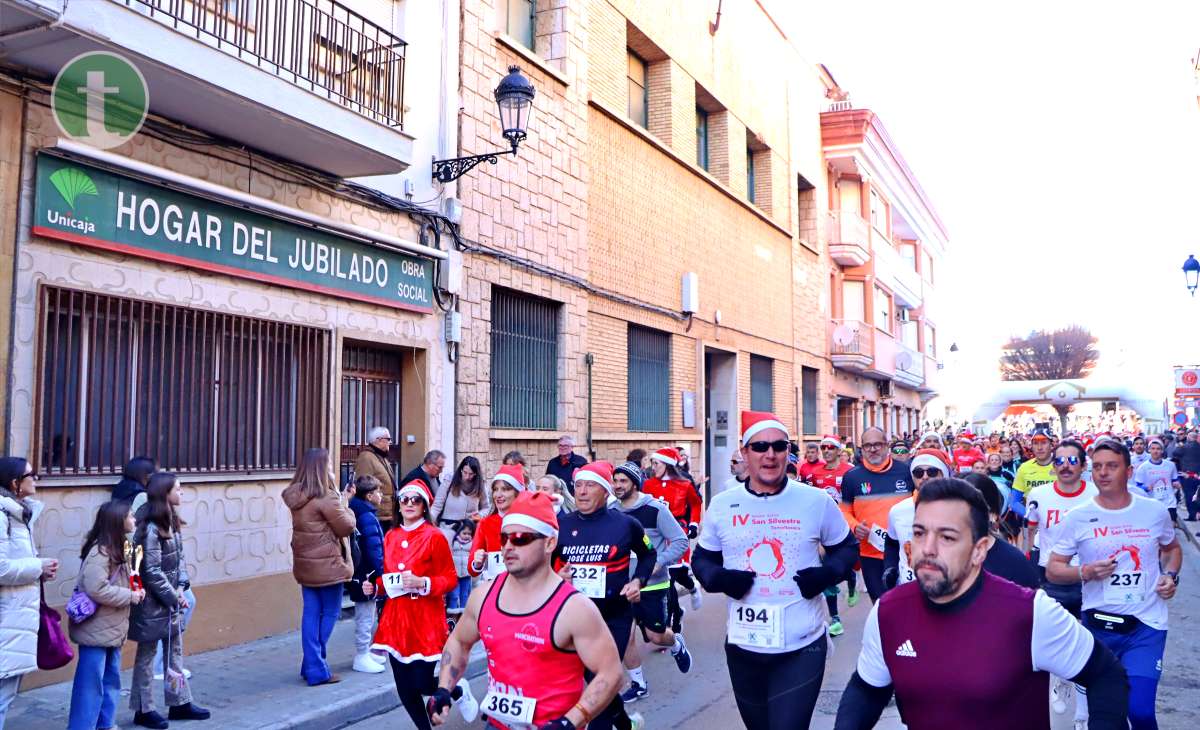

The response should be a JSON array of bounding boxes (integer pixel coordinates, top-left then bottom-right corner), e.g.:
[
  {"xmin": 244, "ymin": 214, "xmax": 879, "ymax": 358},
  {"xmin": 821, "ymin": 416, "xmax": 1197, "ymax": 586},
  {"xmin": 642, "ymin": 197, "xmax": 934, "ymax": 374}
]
[
  {"xmin": 588, "ymin": 97, "xmax": 793, "ymax": 241},
  {"xmin": 494, "ymin": 32, "xmax": 570, "ymax": 88},
  {"xmin": 592, "ymin": 432, "xmax": 701, "ymax": 442},
  {"xmin": 489, "ymin": 428, "xmax": 564, "ymax": 441},
  {"xmin": 36, "ymin": 471, "xmax": 296, "ymax": 488}
]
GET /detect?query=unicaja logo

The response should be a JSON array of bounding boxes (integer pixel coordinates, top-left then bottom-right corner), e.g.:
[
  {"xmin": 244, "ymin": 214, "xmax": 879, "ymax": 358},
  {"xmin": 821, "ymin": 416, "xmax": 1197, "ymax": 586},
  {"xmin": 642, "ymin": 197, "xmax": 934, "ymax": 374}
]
[
  {"xmin": 46, "ymin": 167, "xmax": 98, "ymax": 235},
  {"xmin": 51, "ymin": 51, "xmax": 149, "ymax": 149}
]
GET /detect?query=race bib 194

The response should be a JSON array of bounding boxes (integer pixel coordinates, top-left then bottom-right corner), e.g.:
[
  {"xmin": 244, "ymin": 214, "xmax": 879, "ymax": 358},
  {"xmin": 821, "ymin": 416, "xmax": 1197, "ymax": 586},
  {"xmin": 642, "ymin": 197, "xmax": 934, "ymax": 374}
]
[{"xmin": 726, "ymin": 601, "xmax": 783, "ymax": 649}]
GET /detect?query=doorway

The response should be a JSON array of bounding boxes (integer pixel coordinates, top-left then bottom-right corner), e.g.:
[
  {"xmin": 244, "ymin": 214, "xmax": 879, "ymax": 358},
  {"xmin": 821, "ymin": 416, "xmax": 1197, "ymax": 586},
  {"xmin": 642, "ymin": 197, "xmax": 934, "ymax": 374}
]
[
  {"xmin": 704, "ymin": 349, "xmax": 738, "ymax": 500},
  {"xmin": 340, "ymin": 343, "xmax": 404, "ymax": 486}
]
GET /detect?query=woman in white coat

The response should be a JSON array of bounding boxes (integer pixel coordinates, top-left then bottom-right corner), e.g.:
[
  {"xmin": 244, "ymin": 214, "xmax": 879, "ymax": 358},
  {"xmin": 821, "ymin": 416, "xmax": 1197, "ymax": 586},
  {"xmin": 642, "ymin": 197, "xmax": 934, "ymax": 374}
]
[{"xmin": 0, "ymin": 457, "xmax": 58, "ymax": 727}]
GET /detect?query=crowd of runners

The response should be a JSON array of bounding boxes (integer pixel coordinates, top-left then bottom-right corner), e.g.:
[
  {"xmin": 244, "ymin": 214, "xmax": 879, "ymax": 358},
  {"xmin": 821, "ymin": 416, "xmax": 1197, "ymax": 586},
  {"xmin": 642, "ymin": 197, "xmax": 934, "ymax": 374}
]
[{"xmin": 356, "ymin": 416, "xmax": 1194, "ymax": 730}]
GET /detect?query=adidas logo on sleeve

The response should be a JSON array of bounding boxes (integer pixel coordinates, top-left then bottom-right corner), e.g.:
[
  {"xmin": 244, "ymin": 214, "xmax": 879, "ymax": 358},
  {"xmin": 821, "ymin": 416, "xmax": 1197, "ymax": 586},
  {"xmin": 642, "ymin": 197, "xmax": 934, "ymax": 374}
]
[{"xmin": 895, "ymin": 639, "xmax": 917, "ymax": 658}]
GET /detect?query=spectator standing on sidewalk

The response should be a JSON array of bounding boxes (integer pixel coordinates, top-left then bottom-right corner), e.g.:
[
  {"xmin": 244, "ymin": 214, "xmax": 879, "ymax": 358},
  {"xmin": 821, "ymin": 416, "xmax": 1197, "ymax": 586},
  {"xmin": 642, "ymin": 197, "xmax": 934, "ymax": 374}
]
[
  {"xmin": 401, "ymin": 451, "xmax": 447, "ymax": 511},
  {"xmin": 534, "ymin": 474, "xmax": 575, "ymax": 515},
  {"xmin": 67, "ymin": 500, "xmax": 145, "ymax": 730},
  {"xmin": 446, "ymin": 521, "xmax": 475, "ymax": 624},
  {"xmin": 431, "ymin": 456, "xmax": 489, "ymax": 544},
  {"xmin": 283, "ymin": 448, "xmax": 356, "ymax": 688},
  {"xmin": 372, "ymin": 479, "xmax": 477, "ymax": 729},
  {"xmin": 354, "ymin": 428, "xmax": 399, "ymax": 529},
  {"xmin": 129, "ymin": 473, "xmax": 210, "ymax": 729},
  {"xmin": 111, "ymin": 456, "xmax": 156, "ymax": 515},
  {"xmin": 0, "ymin": 457, "xmax": 57, "ymax": 729},
  {"xmin": 347, "ymin": 475, "xmax": 386, "ymax": 675},
  {"xmin": 1172, "ymin": 428, "xmax": 1200, "ymax": 524},
  {"xmin": 546, "ymin": 435, "xmax": 588, "ymax": 493}
]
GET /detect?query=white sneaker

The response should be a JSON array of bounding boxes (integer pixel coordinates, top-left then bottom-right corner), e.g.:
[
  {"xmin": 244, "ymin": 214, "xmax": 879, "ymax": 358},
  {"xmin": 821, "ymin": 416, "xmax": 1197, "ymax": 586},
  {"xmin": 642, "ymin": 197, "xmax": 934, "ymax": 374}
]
[
  {"xmin": 628, "ymin": 711, "xmax": 645, "ymax": 730},
  {"xmin": 689, "ymin": 587, "xmax": 703, "ymax": 611},
  {"xmin": 455, "ymin": 677, "xmax": 479, "ymax": 722},
  {"xmin": 1050, "ymin": 676, "xmax": 1071, "ymax": 714},
  {"xmin": 353, "ymin": 653, "xmax": 386, "ymax": 673},
  {"xmin": 182, "ymin": 667, "xmax": 192, "ymax": 679},
  {"xmin": 1073, "ymin": 722, "xmax": 1088, "ymax": 730}
]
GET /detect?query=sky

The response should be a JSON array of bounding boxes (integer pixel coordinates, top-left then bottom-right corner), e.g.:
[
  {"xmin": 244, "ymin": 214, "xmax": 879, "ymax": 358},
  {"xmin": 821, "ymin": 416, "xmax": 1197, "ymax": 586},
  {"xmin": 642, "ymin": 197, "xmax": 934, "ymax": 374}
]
[{"xmin": 767, "ymin": 0, "xmax": 1200, "ymax": 412}]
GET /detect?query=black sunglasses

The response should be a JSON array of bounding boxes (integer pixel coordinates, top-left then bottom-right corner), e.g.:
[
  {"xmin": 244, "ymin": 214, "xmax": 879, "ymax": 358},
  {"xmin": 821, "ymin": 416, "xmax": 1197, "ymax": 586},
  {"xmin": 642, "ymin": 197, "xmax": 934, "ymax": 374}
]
[
  {"xmin": 747, "ymin": 440, "xmax": 789, "ymax": 454},
  {"xmin": 397, "ymin": 496, "xmax": 426, "ymax": 506},
  {"xmin": 499, "ymin": 531, "xmax": 546, "ymax": 547},
  {"xmin": 912, "ymin": 467, "xmax": 942, "ymax": 478}
]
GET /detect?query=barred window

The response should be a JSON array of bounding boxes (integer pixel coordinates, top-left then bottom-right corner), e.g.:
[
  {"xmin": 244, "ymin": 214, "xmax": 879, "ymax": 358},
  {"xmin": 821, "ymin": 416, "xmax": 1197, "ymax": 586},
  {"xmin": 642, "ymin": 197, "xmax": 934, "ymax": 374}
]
[
  {"xmin": 627, "ymin": 325, "xmax": 670, "ymax": 432},
  {"xmin": 490, "ymin": 288, "xmax": 559, "ymax": 429},
  {"xmin": 37, "ymin": 286, "xmax": 329, "ymax": 476},
  {"xmin": 801, "ymin": 366, "xmax": 819, "ymax": 435},
  {"xmin": 750, "ymin": 355, "xmax": 773, "ymax": 412}
]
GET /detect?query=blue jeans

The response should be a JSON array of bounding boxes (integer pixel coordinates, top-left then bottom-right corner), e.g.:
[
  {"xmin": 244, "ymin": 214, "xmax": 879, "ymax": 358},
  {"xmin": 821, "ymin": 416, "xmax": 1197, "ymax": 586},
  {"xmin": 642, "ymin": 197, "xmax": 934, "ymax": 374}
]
[
  {"xmin": 446, "ymin": 576, "xmax": 472, "ymax": 612},
  {"xmin": 67, "ymin": 645, "xmax": 122, "ymax": 730},
  {"xmin": 301, "ymin": 584, "xmax": 343, "ymax": 685},
  {"xmin": 0, "ymin": 675, "xmax": 21, "ymax": 729}
]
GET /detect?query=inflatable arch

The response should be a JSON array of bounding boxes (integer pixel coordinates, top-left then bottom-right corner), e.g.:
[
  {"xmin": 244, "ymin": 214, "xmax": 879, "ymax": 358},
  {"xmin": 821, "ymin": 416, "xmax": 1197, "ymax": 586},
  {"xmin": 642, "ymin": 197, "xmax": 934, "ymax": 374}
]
[{"xmin": 969, "ymin": 377, "xmax": 1164, "ymax": 430}]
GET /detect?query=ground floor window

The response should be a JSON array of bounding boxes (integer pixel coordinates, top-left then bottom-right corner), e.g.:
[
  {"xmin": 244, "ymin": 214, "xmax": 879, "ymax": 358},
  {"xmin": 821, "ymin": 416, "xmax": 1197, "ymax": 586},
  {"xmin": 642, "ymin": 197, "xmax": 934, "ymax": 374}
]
[{"xmin": 37, "ymin": 286, "xmax": 329, "ymax": 475}]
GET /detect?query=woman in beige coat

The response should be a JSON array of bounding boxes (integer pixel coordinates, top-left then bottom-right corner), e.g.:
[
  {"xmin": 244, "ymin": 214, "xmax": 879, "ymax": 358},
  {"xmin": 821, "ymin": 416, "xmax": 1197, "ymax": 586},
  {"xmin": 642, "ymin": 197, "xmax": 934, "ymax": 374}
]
[
  {"xmin": 67, "ymin": 500, "xmax": 145, "ymax": 730},
  {"xmin": 283, "ymin": 448, "xmax": 355, "ymax": 686}
]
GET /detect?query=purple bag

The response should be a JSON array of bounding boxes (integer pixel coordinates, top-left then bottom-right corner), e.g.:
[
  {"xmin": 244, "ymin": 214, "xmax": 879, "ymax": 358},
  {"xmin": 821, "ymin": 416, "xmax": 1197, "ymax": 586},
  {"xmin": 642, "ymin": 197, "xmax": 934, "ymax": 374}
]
[
  {"xmin": 37, "ymin": 582, "xmax": 74, "ymax": 670},
  {"xmin": 65, "ymin": 583, "xmax": 97, "ymax": 624}
]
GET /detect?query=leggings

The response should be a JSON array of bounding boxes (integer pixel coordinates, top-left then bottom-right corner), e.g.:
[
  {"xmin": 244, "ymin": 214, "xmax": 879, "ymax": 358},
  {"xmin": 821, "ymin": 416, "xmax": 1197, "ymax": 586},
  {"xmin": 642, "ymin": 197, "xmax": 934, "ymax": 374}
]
[
  {"xmin": 824, "ymin": 570, "xmax": 858, "ymax": 618},
  {"xmin": 586, "ymin": 615, "xmax": 634, "ymax": 730},
  {"xmin": 1128, "ymin": 676, "xmax": 1159, "ymax": 730},
  {"xmin": 725, "ymin": 637, "xmax": 827, "ymax": 730},
  {"xmin": 666, "ymin": 565, "xmax": 694, "ymax": 633},
  {"xmin": 860, "ymin": 557, "xmax": 886, "ymax": 603},
  {"xmin": 389, "ymin": 656, "xmax": 462, "ymax": 730}
]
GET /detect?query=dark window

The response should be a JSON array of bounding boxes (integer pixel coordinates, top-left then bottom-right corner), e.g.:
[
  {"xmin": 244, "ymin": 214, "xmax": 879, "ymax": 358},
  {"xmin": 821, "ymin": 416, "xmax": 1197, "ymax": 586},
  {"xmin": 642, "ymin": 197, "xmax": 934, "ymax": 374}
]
[
  {"xmin": 750, "ymin": 355, "xmax": 773, "ymax": 412},
  {"xmin": 746, "ymin": 148, "xmax": 757, "ymax": 203},
  {"xmin": 37, "ymin": 286, "xmax": 328, "ymax": 475},
  {"xmin": 627, "ymin": 51, "xmax": 648, "ymax": 128},
  {"xmin": 340, "ymin": 345, "xmax": 403, "ymax": 486},
  {"xmin": 801, "ymin": 366, "xmax": 819, "ymax": 435},
  {"xmin": 505, "ymin": 0, "xmax": 536, "ymax": 50},
  {"xmin": 491, "ymin": 288, "xmax": 559, "ymax": 429},
  {"xmin": 627, "ymin": 325, "xmax": 670, "ymax": 432},
  {"xmin": 696, "ymin": 108, "xmax": 709, "ymax": 170}
]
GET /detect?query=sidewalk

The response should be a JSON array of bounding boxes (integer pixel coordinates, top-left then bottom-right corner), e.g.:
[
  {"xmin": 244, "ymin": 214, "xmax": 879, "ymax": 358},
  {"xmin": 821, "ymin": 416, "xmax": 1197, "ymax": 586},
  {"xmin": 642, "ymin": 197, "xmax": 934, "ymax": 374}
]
[{"xmin": 8, "ymin": 613, "xmax": 486, "ymax": 730}]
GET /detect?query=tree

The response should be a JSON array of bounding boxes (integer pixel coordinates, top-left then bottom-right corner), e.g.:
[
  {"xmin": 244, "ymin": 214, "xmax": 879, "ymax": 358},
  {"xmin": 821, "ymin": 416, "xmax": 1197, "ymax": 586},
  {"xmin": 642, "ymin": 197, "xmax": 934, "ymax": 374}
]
[{"xmin": 999, "ymin": 326, "xmax": 1100, "ymax": 381}]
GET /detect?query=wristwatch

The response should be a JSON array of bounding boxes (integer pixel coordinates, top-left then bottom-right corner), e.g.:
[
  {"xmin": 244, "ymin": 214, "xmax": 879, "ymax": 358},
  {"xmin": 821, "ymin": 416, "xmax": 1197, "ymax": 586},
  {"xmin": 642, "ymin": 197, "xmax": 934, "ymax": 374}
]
[{"xmin": 1165, "ymin": 570, "xmax": 1180, "ymax": 586}]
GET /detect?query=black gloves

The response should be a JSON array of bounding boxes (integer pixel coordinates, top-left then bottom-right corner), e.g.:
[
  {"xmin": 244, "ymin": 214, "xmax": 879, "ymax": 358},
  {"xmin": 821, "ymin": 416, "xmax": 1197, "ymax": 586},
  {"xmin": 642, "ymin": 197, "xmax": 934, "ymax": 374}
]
[
  {"xmin": 537, "ymin": 718, "xmax": 577, "ymax": 730},
  {"xmin": 712, "ymin": 568, "xmax": 757, "ymax": 600},
  {"xmin": 687, "ymin": 522, "xmax": 699, "ymax": 539},
  {"xmin": 793, "ymin": 565, "xmax": 837, "ymax": 599},
  {"xmin": 425, "ymin": 687, "xmax": 453, "ymax": 719}
]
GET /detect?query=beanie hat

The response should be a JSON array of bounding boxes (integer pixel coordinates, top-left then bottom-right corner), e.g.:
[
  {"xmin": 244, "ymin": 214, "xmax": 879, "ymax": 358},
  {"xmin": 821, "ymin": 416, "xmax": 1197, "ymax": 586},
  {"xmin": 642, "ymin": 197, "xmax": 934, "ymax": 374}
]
[
  {"xmin": 614, "ymin": 461, "xmax": 644, "ymax": 490},
  {"xmin": 820, "ymin": 434, "xmax": 843, "ymax": 448},
  {"xmin": 573, "ymin": 461, "xmax": 615, "ymax": 496},
  {"xmin": 397, "ymin": 478, "xmax": 433, "ymax": 504},
  {"xmin": 741, "ymin": 410, "xmax": 789, "ymax": 446},
  {"xmin": 908, "ymin": 449, "xmax": 952, "ymax": 478},
  {"xmin": 502, "ymin": 491, "xmax": 560, "ymax": 537},
  {"xmin": 1149, "ymin": 437, "xmax": 1164, "ymax": 448},
  {"xmin": 650, "ymin": 447, "xmax": 680, "ymax": 467},
  {"xmin": 491, "ymin": 464, "xmax": 526, "ymax": 492}
]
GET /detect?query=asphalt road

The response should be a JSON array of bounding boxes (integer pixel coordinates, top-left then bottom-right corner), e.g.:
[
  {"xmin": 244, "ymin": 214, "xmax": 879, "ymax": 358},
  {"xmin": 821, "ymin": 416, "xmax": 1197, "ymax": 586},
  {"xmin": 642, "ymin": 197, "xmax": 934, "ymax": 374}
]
[{"xmin": 348, "ymin": 530, "xmax": 1200, "ymax": 730}]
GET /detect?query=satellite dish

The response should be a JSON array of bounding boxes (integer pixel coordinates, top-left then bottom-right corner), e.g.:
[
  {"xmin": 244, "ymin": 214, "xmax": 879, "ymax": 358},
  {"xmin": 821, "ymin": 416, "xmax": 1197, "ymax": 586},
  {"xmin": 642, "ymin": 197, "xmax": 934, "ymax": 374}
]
[
  {"xmin": 896, "ymin": 351, "xmax": 913, "ymax": 372},
  {"xmin": 832, "ymin": 325, "xmax": 855, "ymax": 347}
]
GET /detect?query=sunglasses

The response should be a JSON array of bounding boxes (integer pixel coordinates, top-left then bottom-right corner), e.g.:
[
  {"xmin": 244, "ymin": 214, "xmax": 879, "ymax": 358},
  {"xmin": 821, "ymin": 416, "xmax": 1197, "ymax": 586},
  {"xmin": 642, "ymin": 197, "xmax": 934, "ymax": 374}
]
[
  {"xmin": 892, "ymin": 448, "xmax": 909, "ymax": 455},
  {"xmin": 912, "ymin": 467, "xmax": 942, "ymax": 478},
  {"xmin": 1053, "ymin": 456, "xmax": 1080, "ymax": 466},
  {"xmin": 397, "ymin": 496, "xmax": 426, "ymax": 506},
  {"xmin": 747, "ymin": 440, "xmax": 789, "ymax": 453},
  {"xmin": 499, "ymin": 531, "xmax": 545, "ymax": 547}
]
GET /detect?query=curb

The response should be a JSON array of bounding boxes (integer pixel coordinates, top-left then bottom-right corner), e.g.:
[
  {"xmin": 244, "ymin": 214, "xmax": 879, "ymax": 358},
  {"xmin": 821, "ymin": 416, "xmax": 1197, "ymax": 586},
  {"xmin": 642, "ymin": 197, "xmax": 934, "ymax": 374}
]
[{"xmin": 261, "ymin": 654, "xmax": 490, "ymax": 730}]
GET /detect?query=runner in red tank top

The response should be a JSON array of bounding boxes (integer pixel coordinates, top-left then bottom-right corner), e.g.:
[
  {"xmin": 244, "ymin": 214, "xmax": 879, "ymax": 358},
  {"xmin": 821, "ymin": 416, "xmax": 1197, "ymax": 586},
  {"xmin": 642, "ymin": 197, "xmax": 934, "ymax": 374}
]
[{"xmin": 430, "ymin": 492, "xmax": 623, "ymax": 730}]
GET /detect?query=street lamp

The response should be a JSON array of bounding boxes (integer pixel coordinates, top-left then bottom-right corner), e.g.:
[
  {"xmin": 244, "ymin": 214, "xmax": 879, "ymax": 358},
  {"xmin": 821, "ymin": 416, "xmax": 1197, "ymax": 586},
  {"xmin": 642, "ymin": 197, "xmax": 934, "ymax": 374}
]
[
  {"xmin": 1184, "ymin": 255, "xmax": 1200, "ymax": 296},
  {"xmin": 432, "ymin": 66, "xmax": 536, "ymax": 183}
]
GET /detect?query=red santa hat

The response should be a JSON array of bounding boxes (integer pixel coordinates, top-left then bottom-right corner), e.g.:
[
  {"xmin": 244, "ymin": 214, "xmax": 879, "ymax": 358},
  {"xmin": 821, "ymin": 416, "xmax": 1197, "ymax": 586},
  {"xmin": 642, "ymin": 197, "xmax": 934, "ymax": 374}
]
[
  {"xmin": 491, "ymin": 464, "xmax": 526, "ymax": 492},
  {"xmin": 502, "ymin": 491, "xmax": 560, "ymax": 537},
  {"xmin": 573, "ymin": 461, "xmax": 615, "ymax": 495},
  {"xmin": 650, "ymin": 447, "xmax": 680, "ymax": 466},
  {"xmin": 741, "ymin": 410, "xmax": 789, "ymax": 446},
  {"xmin": 820, "ymin": 434, "xmax": 843, "ymax": 448},
  {"xmin": 396, "ymin": 478, "xmax": 433, "ymax": 504},
  {"xmin": 958, "ymin": 432, "xmax": 975, "ymax": 442},
  {"xmin": 908, "ymin": 448, "xmax": 952, "ymax": 478}
]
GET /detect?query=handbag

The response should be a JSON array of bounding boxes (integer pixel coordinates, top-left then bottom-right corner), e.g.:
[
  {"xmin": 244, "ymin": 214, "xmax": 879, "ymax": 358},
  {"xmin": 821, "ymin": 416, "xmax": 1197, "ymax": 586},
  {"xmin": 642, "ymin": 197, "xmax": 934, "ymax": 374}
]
[
  {"xmin": 37, "ymin": 581, "xmax": 74, "ymax": 670},
  {"xmin": 163, "ymin": 609, "xmax": 187, "ymax": 695},
  {"xmin": 65, "ymin": 557, "xmax": 98, "ymax": 624}
]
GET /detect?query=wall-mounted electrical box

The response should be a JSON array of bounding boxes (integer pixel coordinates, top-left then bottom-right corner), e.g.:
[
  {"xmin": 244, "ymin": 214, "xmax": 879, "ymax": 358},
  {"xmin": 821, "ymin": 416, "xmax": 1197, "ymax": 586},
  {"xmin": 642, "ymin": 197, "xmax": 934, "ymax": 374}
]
[{"xmin": 682, "ymin": 272, "xmax": 699, "ymax": 314}]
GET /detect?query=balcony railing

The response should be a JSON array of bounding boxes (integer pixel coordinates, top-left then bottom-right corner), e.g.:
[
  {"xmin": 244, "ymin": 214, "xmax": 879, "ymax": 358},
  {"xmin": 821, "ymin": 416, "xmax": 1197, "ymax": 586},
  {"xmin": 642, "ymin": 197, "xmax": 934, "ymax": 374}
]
[
  {"xmin": 830, "ymin": 319, "xmax": 874, "ymax": 360},
  {"xmin": 118, "ymin": 0, "xmax": 407, "ymax": 128},
  {"xmin": 893, "ymin": 341, "xmax": 925, "ymax": 385}
]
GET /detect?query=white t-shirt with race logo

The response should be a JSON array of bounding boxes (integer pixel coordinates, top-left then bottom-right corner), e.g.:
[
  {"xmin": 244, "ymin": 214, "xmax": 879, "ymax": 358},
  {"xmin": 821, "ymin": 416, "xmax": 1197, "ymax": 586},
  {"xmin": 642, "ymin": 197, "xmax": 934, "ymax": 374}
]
[
  {"xmin": 1133, "ymin": 459, "xmax": 1179, "ymax": 509},
  {"xmin": 698, "ymin": 479, "xmax": 851, "ymax": 653},
  {"xmin": 886, "ymin": 498, "xmax": 916, "ymax": 584},
  {"xmin": 1052, "ymin": 494, "xmax": 1176, "ymax": 630},
  {"xmin": 1025, "ymin": 481, "xmax": 1098, "ymax": 567}
]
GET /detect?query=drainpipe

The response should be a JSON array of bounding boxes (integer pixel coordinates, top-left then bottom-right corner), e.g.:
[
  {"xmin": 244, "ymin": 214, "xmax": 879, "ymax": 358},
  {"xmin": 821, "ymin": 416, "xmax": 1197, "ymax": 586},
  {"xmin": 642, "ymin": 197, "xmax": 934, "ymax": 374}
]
[{"xmin": 585, "ymin": 353, "xmax": 595, "ymax": 461}]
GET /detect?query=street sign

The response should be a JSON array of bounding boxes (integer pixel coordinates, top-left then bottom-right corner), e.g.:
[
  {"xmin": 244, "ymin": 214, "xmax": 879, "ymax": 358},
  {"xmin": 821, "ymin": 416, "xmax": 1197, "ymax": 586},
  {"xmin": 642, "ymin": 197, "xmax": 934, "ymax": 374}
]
[
  {"xmin": 1173, "ymin": 412, "xmax": 1189, "ymax": 426},
  {"xmin": 1174, "ymin": 368, "xmax": 1200, "ymax": 397}
]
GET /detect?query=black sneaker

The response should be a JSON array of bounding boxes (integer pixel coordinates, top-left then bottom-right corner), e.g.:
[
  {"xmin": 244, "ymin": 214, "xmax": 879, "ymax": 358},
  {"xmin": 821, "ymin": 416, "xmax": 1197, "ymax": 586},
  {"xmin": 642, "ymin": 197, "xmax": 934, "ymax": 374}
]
[
  {"xmin": 620, "ymin": 682, "xmax": 649, "ymax": 703},
  {"xmin": 133, "ymin": 711, "xmax": 169, "ymax": 729},
  {"xmin": 168, "ymin": 702, "xmax": 211, "ymax": 721}
]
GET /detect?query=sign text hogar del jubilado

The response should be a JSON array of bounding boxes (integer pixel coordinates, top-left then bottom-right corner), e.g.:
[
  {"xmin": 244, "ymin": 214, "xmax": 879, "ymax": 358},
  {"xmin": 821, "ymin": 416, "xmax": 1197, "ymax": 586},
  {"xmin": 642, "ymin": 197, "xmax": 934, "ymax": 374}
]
[{"xmin": 33, "ymin": 154, "xmax": 435, "ymax": 312}]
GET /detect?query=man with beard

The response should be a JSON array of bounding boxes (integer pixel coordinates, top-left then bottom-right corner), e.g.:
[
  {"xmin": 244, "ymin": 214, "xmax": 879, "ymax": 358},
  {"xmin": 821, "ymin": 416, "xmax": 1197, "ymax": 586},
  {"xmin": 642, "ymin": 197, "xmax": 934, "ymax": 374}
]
[
  {"xmin": 840, "ymin": 427, "xmax": 915, "ymax": 602},
  {"xmin": 833, "ymin": 478, "xmax": 1128, "ymax": 730}
]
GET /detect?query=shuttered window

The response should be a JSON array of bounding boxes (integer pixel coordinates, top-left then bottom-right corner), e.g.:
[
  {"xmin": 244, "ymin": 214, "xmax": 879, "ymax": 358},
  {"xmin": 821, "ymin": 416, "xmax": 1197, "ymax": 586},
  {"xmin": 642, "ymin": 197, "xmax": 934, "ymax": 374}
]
[
  {"xmin": 490, "ymin": 288, "xmax": 559, "ymax": 429},
  {"xmin": 37, "ymin": 286, "xmax": 328, "ymax": 475},
  {"xmin": 750, "ymin": 355, "xmax": 773, "ymax": 412},
  {"xmin": 627, "ymin": 325, "xmax": 670, "ymax": 432},
  {"xmin": 801, "ymin": 366, "xmax": 819, "ymax": 435}
]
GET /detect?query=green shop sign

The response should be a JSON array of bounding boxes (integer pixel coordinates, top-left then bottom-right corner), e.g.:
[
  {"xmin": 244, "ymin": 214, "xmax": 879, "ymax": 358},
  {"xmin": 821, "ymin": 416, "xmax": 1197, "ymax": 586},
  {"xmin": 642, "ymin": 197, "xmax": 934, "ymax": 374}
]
[{"xmin": 33, "ymin": 154, "xmax": 435, "ymax": 312}]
